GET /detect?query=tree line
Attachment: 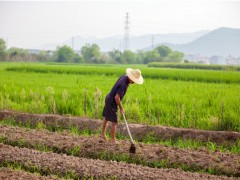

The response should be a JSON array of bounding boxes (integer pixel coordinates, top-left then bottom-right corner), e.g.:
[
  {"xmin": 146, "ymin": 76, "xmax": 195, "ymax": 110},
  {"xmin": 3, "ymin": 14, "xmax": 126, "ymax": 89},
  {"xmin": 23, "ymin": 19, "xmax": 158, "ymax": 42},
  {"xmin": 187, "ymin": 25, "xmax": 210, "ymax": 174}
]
[{"xmin": 0, "ymin": 38, "xmax": 184, "ymax": 64}]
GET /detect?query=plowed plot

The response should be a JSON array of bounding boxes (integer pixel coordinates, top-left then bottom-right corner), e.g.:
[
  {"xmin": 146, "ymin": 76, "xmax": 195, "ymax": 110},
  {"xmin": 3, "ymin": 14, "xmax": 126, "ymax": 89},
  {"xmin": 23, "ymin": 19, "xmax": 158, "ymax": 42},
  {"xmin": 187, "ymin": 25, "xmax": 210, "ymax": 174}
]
[
  {"xmin": 1, "ymin": 110, "xmax": 240, "ymax": 145},
  {"xmin": 0, "ymin": 167, "xmax": 59, "ymax": 180},
  {"xmin": 0, "ymin": 125, "xmax": 240, "ymax": 177},
  {"xmin": 0, "ymin": 144, "xmax": 237, "ymax": 180}
]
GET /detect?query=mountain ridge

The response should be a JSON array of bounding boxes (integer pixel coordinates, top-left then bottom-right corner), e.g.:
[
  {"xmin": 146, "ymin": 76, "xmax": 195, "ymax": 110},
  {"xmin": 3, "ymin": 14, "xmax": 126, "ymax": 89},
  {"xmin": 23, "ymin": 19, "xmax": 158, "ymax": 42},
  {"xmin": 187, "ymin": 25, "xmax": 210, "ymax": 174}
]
[
  {"xmin": 34, "ymin": 27, "xmax": 240, "ymax": 57},
  {"xmin": 34, "ymin": 30, "xmax": 209, "ymax": 52},
  {"xmin": 158, "ymin": 27, "xmax": 240, "ymax": 57}
]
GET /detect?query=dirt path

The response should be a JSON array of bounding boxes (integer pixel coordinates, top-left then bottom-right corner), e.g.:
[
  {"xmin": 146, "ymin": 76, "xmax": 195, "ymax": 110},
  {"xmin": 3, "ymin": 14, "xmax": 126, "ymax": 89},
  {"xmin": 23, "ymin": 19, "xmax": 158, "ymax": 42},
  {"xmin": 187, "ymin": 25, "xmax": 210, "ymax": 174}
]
[
  {"xmin": 0, "ymin": 125, "xmax": 239, "ymax": 177},
  {"xmin": 0, "ymin": 168, "xmax": 59, "ymax": 180},
  {"xmin": 0, "ymin": 144, "xmax": 237, "ymax": 180},
  {"xmin": 0, "ymin": 110, "xmax": 239, "ymax": 145}
]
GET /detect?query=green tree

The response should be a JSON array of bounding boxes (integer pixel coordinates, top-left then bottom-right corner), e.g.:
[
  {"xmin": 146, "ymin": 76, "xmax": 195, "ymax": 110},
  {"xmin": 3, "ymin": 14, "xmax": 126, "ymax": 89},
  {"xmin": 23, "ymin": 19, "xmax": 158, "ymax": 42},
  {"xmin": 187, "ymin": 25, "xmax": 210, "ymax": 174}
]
[
  {"xmin": 36, "ymin": 50, "xmax": 51, "ymax": 62},
  {"xmin": 155, "ymin": 45, "xmax": 172, "ymax": 58},
  {"xmin": 109, "ymin": 49, "xmax": 122, "ymax": 63},
  {"xmin": 73, "ymin": 54, "xmax": 84, "ymax": 63},
  {"xmin": 97, "ymin": 53, "xmax": 109, "ymax": 64},
  {"xmin": 55, "ymin": 45, "xmax": 75, "ymax": 62},
  {"xmin": 0, "ymin": 38, "xmax": 7, "ymax": 61},
  {"xmin": 7, "ymin": 47, "xmax": 29, "ymax": 61},
  {"xmin": 122, "ymin": 50, "xmax": 136, "ymax": 64},
  {"xmin": 81, "ymin": 43, "xmax": 102, "ymax": 63},
  {"xmin": 166, "ymin": 51, "xmax": 184, "ymax": 63},
  {"xmin": 135, "ymin": 50, "xmax": 144, "ymax": 64},
  {"xmin": 142, "ymin": 50, "xmax": 161, "ymax": 64}
]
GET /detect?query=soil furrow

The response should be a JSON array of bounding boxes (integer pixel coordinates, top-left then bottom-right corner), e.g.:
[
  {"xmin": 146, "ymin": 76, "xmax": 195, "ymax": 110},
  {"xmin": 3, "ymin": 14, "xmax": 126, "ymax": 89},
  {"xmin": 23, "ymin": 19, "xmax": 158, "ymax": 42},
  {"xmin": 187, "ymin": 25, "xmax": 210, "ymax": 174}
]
[
  {"xmin": 0, "ymin": 125, "xmax": 239, "ymax": 177},
  {"xmin": 0, "ymin": 144, "xmax": 237, "ymax": 180},
  {"xmin": 0, "ymin": 110, "xmax": 239, "ymax": 145},
  {"xmin": 0, "ymin": 167, "xmax": 59, "ymax": 180}
]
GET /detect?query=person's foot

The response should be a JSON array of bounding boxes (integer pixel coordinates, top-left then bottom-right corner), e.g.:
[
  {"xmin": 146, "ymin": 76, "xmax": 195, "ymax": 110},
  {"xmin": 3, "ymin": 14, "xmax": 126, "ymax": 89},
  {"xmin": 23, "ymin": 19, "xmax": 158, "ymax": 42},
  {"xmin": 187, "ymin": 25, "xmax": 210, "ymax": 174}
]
[
  {"xmin": 110, "ymin": 139, "xmax": 120, "ymax": 144},
  {"xmin": 100, "ymin": 135, "xmax": 108, "ymax": 141}
]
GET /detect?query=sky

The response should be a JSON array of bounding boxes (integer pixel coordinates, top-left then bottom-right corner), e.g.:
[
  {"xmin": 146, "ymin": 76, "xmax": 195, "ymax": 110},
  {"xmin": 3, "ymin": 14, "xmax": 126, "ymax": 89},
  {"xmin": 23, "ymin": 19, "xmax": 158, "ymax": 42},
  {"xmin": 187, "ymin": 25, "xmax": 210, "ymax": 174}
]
[{"xmin": 0, "ymin": 0, "xmax": 240, "ymax": 49}]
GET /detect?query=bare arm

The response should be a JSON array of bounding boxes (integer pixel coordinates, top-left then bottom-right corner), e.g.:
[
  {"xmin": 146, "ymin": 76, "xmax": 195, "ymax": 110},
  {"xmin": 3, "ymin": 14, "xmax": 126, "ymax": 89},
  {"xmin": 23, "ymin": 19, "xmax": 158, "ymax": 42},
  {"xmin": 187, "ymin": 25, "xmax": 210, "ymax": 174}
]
[{"xmin": 115, "ymin": 94, "xmax": 124, "ymax": 114}]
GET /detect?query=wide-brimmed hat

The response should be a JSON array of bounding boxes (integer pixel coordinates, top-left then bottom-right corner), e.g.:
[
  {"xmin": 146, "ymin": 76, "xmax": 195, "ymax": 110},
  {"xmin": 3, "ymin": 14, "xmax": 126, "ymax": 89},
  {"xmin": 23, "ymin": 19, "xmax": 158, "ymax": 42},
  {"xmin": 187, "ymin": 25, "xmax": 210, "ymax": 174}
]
[{"xmin": 126, "ymin": 68, "xmax": 144, "ymax": 84}]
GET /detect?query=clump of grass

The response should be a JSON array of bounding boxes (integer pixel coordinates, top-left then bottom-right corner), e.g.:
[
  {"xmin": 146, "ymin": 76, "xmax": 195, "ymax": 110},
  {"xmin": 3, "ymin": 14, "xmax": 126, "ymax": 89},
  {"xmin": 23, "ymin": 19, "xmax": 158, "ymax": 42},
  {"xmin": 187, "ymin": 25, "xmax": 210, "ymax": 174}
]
[
  {"xmin": 140, "ymin": 132, "xmax": 240, "ymax": 154},
  {"xmin": 36, "ymin": 121, "xmax": 47, "ymax": 130},
  {"xmin": 68, "ymin": 146, "xmax": 81, "ymax": 156}
]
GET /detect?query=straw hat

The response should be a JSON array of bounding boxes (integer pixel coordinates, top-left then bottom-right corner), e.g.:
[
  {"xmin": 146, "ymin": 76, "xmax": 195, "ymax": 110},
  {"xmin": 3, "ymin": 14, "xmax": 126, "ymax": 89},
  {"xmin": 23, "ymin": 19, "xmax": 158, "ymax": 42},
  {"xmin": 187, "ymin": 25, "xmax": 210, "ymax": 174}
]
[{"xmin": 126, "ymin": 68, "xmax": 144, "ymax": 84}]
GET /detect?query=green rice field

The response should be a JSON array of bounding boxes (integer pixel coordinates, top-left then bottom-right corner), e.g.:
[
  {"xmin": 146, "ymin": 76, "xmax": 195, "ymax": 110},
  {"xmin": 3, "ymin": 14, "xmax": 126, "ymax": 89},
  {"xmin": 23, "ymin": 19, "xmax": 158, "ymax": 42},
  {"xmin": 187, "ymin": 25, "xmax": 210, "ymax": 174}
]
[{"xmin": 0, "ymin": 62, "xmax": 240, "ymax": 131}]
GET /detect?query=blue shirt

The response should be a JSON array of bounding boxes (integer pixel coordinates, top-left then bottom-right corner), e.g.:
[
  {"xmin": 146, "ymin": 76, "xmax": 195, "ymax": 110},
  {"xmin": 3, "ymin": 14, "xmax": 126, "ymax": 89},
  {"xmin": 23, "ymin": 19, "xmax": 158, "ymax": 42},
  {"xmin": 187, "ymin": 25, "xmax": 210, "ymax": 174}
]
[{"xmin": 106, "ymin": 75, "xmax": 130, "ymax": 108}]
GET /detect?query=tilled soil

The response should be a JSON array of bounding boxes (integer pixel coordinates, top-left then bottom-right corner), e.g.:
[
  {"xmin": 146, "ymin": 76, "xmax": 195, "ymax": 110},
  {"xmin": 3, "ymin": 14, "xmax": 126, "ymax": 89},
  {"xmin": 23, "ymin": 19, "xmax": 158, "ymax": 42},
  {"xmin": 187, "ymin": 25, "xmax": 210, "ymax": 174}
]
[
  {"xmin": 0, "ymin": 110, "xmax": 239, "ymax": 145},
  {"xmin": 0, "ymin": 125, "xmax": 240, "ymax": 177},
  {"xmin": 0, "ymin": 144, "xmax": 237, "ymax": 180},
  {"xmin": 0, "ymin": 167, "xmax": 59, "ymax": 180}
]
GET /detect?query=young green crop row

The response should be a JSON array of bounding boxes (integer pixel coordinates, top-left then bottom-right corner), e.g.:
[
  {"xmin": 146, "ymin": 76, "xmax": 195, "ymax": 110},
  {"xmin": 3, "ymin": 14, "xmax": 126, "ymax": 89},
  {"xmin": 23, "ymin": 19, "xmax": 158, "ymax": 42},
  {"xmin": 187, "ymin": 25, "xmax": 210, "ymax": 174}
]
[
  {"xmin": 148, "ymin": 62, "xmax": 240, "ymax": 71},
  {"xmin": 5, "ymin": 63, "xmax": 240, "ymax": 83},
  {"xmin": 0, "ymin": 62, "xmax": 240, "ymax": 131}
]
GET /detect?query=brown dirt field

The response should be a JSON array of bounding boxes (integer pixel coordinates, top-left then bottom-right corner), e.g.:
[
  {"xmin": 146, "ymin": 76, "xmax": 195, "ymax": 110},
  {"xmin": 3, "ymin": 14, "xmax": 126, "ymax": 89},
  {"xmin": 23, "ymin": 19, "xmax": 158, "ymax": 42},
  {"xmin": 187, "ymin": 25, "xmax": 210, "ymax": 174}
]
[
  {"xmin": 0, "ymin": 168, "xmax": 59, "ymax": 180},
  {"xmin": 0, "ymin": 125, "xmax": 240, "ymax": 177},
  {"xmin": 0, "ymin": 144, "xmax": 237, "ymax": 180},
  {"xmin": 0, "ymin": 110, "xmax": 239, "ymax": 145}
]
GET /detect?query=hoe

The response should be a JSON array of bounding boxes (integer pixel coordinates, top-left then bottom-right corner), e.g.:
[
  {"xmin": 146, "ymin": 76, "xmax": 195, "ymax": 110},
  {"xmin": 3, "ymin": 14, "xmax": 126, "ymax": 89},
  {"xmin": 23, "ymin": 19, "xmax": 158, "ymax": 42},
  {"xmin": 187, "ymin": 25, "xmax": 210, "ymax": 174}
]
[{"xmin": 123, "ymin": 113, "xmax": 136, "ymax": 153}]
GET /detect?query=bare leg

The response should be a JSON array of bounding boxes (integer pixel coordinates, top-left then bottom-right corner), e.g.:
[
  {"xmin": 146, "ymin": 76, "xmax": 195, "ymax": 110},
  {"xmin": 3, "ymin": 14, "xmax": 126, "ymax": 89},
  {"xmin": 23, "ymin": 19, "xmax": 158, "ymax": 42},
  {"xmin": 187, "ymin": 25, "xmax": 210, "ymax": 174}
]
[
  {"xmin": 110, "ymin": 122, "xmax": 118, "ymax": 144},
  {"xmin": 100, "ymin": 119, "xmax": 108, "ymax": 141}
]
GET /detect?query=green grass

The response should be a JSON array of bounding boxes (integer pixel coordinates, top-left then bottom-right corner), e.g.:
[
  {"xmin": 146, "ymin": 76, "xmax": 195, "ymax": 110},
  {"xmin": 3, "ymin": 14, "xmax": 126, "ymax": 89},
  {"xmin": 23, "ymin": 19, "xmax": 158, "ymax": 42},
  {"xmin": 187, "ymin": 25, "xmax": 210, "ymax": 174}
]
[
  {"xmin": 142, "ymin": 135, "xmax": 240, "ymax": 154},
  {"xmin": 148, "ymin": 62, "xmax": 240, "ymax": 71},
  {"xmin": 0, "ymin": 62, "xmax": 240, "ymax": 131},
  {"xmin": 6, "ymin": 63, "xmax": 240, "ymax": 83}
]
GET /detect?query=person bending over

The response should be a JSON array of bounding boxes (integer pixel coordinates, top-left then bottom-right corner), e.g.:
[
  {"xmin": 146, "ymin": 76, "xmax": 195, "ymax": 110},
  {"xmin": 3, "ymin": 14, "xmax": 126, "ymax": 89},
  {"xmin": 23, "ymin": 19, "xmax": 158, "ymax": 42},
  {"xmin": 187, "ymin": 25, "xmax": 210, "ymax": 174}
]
[{"xmin": 100, "ymin": 68, "xmax": 143, "ymax": 144}]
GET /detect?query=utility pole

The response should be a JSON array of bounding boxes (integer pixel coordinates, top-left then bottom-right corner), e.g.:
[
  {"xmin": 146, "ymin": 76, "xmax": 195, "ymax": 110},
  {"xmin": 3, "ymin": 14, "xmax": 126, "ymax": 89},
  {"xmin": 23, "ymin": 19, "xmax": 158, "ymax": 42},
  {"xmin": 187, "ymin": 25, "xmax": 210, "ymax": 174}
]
[
  {"xmin": 119, "ymin": 42, "xmax": 122, "ymax": 52},
  {"xmin": 152, "ymin": 34, "xmax": 155, "ymax": 50},
  {"xmin": 5, "ymin": 38, "xmax": 8, "ymax": 49},
  {"xmin": 123, "ymin": 12, "xmax": 130, "ymax": 51},
  {"xmin": 72, "ymin": 36, "xmax": 74, "ymax": 50}
]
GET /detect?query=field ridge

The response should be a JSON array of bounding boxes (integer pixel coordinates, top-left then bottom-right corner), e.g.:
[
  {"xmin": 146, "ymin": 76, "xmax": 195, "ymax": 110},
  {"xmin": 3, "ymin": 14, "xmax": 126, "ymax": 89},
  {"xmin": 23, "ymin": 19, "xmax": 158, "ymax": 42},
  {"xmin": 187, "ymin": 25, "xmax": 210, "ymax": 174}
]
[
  {"xmin": 0, "ymin": 119, "xmax": 240, "ymax": 176},
  {"xmin": 0, "ymin": 143, "xmax": 238, "ymax": 180},
  {"xmin": 1, "ymin": 110, "xmax": 239, "ymax": 145}
]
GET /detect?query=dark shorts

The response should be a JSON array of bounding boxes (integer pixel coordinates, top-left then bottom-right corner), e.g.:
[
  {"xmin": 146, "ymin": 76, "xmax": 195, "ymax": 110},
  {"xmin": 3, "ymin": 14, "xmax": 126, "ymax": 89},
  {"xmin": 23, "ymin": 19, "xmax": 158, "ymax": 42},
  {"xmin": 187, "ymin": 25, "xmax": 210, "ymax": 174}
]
[{"xmin": 102, "ymin": 95, "xmax": 118, "ymax": 123}]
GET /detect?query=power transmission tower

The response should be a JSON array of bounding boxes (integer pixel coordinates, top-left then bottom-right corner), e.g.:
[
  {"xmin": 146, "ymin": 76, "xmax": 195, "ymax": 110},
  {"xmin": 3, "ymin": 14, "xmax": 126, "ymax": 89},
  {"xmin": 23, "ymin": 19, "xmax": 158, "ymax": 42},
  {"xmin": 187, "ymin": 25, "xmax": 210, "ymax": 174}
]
[
  {"xmin": 72, "ymin": 36, "xmax": 74, "ymax": 50},
  {"xmin": 123, "ymin": 12, "xmax": 130, "ymax": 51}
]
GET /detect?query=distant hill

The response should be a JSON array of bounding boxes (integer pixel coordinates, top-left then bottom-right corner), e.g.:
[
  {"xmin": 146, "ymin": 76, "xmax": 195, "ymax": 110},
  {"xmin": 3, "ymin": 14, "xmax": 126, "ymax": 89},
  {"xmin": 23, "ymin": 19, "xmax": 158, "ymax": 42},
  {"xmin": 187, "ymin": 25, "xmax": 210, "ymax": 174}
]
[
  {"xmin": 34, "ymin": 27, "xmax": 240, "ymax": 57},
  {"xmin": 34, "ymin": 31, "xmax": 208, "ymax": 52},
  {"xmin": 158, "ymin": 27, "xmax": 240, "ymax": 57}
]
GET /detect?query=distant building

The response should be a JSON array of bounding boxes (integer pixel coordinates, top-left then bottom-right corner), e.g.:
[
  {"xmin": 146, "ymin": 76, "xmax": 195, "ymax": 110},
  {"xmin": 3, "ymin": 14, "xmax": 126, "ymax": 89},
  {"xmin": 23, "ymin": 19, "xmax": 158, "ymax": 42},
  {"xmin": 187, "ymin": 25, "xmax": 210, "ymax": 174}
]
[
  {"xmin": 185, "ymin": 54, "xmax": 210, "ymax": 64},
  {"xmin": 27, "ymin": 49, "xmax": 55, "ymax": 56},
  {"xmin": 226, "ymin": 55, "xmax": 240, "ymax": 65},
  {"xmin": 209, "ymin": 56, "xmax": 226, "ymax": 65},
  {"xmin": 27, "ymin": 49, "xmax": 40, "ymax": 54},
  {"xmin": 46, "ymin": 50, "xmax": 54, "ymax": 56},
  {"xmin": 184, "ymin": 54, "xmax": 240, "ymax": 65}
]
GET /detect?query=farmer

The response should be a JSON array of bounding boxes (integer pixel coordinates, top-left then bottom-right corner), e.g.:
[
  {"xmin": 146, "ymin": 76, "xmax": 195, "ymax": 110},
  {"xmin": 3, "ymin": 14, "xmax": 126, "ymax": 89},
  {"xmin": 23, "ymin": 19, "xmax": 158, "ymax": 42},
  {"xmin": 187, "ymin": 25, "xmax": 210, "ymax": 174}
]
[{"xmin": 100, "ymin": 68, "xmax": 144, "ymax": 144}]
